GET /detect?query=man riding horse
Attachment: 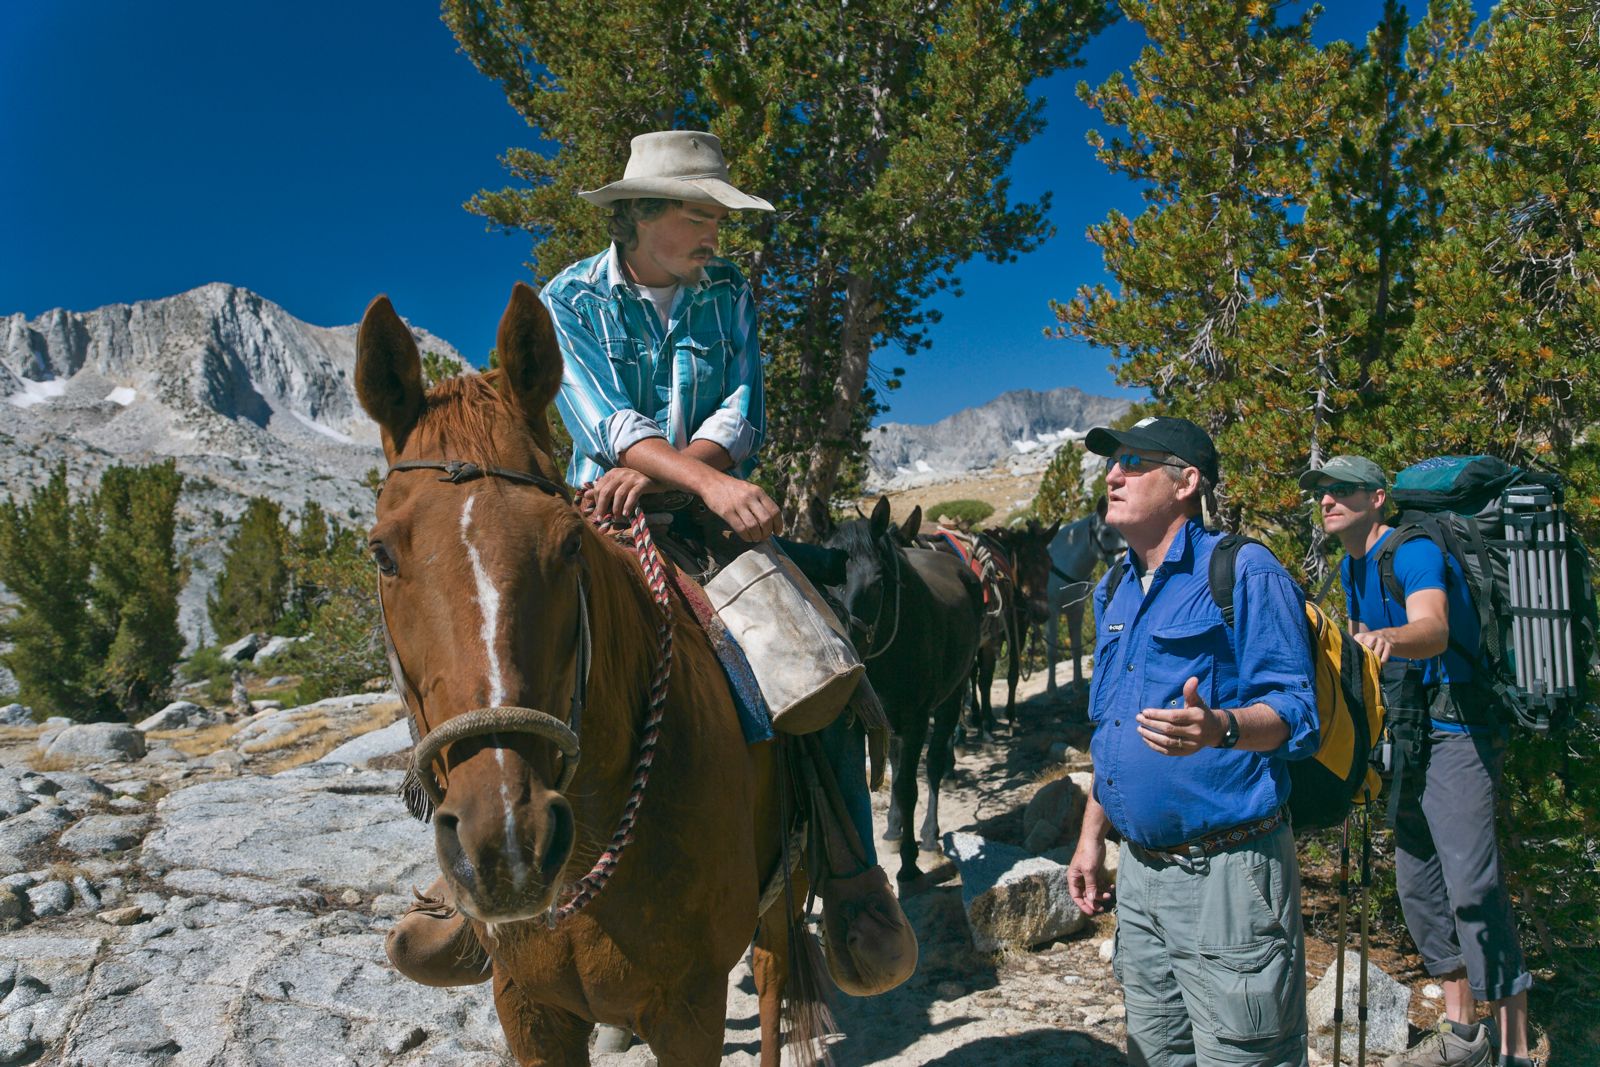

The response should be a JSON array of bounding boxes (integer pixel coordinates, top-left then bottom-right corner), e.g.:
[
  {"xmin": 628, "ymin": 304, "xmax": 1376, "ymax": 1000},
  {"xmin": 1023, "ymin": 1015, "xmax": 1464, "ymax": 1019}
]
[{"xmin": 386, "ymin": 130, "xmax": 915, "ymax": 1001}]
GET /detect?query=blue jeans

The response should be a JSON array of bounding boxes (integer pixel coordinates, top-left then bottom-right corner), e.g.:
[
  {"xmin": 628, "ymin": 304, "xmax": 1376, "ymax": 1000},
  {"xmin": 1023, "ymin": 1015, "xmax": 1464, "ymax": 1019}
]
[{"xmin": 814, "ymin": 710, "xmax": 877, "ymax": 866}]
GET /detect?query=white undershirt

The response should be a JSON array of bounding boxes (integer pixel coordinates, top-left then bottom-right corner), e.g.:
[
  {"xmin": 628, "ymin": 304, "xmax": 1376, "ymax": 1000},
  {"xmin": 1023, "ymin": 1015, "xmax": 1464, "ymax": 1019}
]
[{"xmin": 639, "ymin": 283, "xmax": 679, "ymax": 329}]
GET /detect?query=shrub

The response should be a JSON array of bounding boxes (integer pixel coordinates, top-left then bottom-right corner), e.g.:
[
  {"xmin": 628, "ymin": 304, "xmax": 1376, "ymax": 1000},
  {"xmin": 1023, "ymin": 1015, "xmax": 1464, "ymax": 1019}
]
[{"xmin": 927, "ymin": 499, "xmax": 995, "ymax": 527}]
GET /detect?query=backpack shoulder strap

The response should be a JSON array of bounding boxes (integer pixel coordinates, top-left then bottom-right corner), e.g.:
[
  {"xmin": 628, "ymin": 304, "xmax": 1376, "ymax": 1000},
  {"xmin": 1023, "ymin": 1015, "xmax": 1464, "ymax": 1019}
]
[
  {"xmin": 1372, "ymin": 521, "xmax": 1432, "ymax": 608},
  {"xmin": 1207, "ymin": 533, "xmax": 1270, "ymax": 627},
  {"xmin": 1103, "ymin": 558, "xmax": 1127, "ymax": 604}
]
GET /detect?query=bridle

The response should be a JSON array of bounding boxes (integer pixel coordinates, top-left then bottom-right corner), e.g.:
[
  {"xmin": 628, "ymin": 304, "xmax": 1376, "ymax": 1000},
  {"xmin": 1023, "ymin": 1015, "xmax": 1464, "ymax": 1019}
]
[
  {"xmin": 380, "ymin": 460, "xmax": 589, "ymax": 816},
  {"xmin": 859, "ymin": 533, "xmax": 904, "ymax": 661},
  {"xmin": 377, "ymin": 457, "xmax": 673, "ymax": 923}
]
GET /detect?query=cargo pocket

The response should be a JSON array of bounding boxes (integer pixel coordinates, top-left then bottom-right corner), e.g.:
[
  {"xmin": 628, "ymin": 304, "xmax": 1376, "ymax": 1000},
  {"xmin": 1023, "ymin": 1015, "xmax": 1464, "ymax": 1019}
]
[{"xmin": 1199, "ymin": 935, "xmax": 1293, "ymax": 1042}]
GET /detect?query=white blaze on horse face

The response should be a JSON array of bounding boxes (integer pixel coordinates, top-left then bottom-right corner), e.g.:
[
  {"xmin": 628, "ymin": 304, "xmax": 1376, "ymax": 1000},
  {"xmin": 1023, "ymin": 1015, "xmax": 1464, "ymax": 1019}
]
[
  {"xmin": 459, "ymin": 495, "xmax": 506, "ymax": 709},
  {"xmin": 459, "ymin": 494, "xmax": 530, "ymax": 889}
]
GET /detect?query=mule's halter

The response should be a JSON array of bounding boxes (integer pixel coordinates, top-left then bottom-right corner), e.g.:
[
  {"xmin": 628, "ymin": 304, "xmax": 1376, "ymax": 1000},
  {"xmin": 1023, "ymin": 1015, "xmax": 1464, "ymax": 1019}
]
[
  {"xmin": 377, "ymin": 459, "xmax": 590, "ymax": 818},
  {"xmin": 860, "ymin": 534, "xmax": 904, "ymax": 661}
]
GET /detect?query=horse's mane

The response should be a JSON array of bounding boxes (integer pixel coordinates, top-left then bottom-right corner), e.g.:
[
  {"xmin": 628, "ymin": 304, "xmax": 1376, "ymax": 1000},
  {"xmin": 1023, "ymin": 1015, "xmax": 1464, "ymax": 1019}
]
[{"xmin": 409, "ymin": 370, "xmax": 519, "ymax": 465}]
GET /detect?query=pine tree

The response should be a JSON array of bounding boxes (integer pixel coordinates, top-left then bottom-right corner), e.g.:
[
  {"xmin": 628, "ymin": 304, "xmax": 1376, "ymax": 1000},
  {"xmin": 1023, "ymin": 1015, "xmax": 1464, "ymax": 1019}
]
[
  {"xmin": 207, "ymin": 497, "xmax": 288, "ymax": 643},
  {"xmin": 0, "ymin": 464, "xmax": 104, "ymax": 718},
  {"xmin": 1398, "ymin": 0, "xmax": 1600, "ymax": 535},
  {"xmin": 282, "ymin": 500, "xmax": 333, "ymax": 632},
  {"xmin": 1053, "ymin": 0, "xmax": 1352, "ymax": 545},
  {"xmin": 91, "ymin": 462, "xmax": 185, "ymax": 718},
  {"xmin": 1033, "ymin": 442, "xmax": 1096, "ymax": 525},
  {"xmin": 444, "ymin": 0, "xmax": 1110, "ymax": 537}
]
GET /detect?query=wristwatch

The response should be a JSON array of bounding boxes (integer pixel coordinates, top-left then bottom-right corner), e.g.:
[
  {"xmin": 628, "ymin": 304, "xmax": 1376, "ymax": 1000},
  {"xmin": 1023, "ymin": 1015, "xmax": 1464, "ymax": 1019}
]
[{"xmin": 1215, "ymin": 707, "xmax": 1241, "ymax": 749}]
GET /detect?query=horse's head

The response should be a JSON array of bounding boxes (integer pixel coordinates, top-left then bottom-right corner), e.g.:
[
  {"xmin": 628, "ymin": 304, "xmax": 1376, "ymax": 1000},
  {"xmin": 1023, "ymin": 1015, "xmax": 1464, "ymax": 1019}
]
[
  {"xmin": 357, "ymin": 283, "xmax": 588, "ymax": 924},
  {"xmin": 988, "ymin": 520, "xmax": 1059, "ymax": 624},
  {"xmin": 823, "ymin": 496, "xmax": 905, "ymax": 658},
  {"xmin": 1090, "ymin": 495, "xmax": 1126, "ymax": 568}
]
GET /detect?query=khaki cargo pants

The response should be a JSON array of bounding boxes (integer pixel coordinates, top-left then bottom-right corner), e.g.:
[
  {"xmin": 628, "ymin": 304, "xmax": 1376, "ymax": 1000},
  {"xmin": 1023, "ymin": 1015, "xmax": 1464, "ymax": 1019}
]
[{"xmin": 1114, "ymin": 822, "xmax": 1308, "ymax": 1067}]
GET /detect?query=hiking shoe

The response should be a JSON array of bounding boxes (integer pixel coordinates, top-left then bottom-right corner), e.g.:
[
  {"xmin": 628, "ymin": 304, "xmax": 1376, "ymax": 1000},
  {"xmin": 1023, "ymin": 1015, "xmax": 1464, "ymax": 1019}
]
[{"xmin": 1383, "ymin": 1019, "xmax": 1492, "ymax": 1067}]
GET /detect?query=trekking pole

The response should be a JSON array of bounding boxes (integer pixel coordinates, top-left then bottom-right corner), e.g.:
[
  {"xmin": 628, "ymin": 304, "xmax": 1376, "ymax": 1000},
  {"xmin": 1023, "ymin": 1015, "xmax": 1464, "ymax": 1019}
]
[
  {"xmin": 1333, "ymin": 814, "xmax": 1351, "ymax": 1065},
  {"xmin": 1358, "ymin": 791, "xmax": 1373, "ymax": 1066}
]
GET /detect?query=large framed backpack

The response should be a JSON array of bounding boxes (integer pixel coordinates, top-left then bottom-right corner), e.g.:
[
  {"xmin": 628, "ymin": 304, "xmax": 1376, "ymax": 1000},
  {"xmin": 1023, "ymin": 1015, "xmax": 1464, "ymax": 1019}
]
[{"xmin": 1376, "ymin": 455, "xmax": 1599, "ymax": 734}]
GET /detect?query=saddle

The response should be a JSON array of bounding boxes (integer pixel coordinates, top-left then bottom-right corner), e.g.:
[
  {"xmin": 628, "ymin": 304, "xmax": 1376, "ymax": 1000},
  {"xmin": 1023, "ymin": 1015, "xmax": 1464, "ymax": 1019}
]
[
  {"xmin": 921, "ymin": 524, "xmax": 1014, "ymax": 610},
  {"xmin": 632, "ymin": 492, "xmax": 888, "ymax": 774}
]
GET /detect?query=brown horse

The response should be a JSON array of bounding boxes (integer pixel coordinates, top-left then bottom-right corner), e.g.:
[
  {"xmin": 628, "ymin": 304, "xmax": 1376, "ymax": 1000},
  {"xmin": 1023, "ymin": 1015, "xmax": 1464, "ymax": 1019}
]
[
  {"xmin": 356, "ymin": 284, "xmax": 819, "ymax": 1066},
  {"xmin": 923, "ymin": 520, "xmax": 1058, "ymax": 737}
]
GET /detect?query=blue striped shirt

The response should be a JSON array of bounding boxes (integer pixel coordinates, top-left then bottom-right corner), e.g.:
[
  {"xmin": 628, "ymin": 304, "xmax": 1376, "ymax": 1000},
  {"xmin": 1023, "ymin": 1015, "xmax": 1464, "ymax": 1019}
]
[{"xmin": 540, "ymin": 245, "xmax": 765, "ymax": 487}]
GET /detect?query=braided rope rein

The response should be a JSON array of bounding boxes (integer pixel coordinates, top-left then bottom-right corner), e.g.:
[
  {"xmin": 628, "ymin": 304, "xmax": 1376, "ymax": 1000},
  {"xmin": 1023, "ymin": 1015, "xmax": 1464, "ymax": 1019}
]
[{"xmin": 550, "ymin": 506, "xmax": 674, "ymax": 923}]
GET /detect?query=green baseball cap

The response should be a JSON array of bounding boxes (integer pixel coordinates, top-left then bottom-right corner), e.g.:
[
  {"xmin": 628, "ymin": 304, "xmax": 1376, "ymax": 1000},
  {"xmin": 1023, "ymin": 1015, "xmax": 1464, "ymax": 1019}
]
[{"xmin": 1297, "ymin": 455, "xmax": 1387, "ymax": 492}]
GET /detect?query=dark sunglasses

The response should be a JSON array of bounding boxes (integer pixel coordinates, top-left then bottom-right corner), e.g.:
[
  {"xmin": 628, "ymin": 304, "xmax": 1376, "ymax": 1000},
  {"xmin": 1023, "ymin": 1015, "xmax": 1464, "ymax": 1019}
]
[
  {"xmin": 1104, "ymin": 453, "xmax": 1189, "ymax": 475},
  {"xmin": 1315, "ymin": 481, "xmax": 1372, "ymax": 499}
]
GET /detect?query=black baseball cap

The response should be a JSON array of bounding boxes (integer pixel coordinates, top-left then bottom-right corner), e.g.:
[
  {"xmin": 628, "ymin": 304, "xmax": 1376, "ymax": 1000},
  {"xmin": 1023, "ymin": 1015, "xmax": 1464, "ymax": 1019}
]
[{"xmin": 1085, "ymin": 416, "xmax": 1220, "ymax": 485}]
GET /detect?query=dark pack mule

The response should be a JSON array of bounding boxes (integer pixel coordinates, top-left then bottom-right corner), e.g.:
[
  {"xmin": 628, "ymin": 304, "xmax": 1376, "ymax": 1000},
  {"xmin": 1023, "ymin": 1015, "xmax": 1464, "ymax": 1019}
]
[
  {"xmin": 822, "ymin": 499, "xmax": 984, "ymax": 881},
  {"xmin": 965, "ymin": 520, "xmax": 1058, "ymax": 736},
  {"xmin": 358, "ymin": 284, "xmax": 823, "ymax": 1067}
]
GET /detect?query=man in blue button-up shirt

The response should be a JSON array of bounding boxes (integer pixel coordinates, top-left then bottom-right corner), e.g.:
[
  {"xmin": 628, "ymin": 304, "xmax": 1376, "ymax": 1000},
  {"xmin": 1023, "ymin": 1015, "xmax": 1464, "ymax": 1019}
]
[{"xmin": 1066, "ymin": 416, "xmax": 1317, "ymax": 1067}]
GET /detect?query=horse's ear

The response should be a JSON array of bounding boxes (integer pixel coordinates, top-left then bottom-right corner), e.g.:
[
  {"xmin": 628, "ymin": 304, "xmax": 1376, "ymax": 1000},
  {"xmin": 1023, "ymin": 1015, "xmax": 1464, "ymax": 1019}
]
[
  {"xmin": 1047, "ymin": 520, "xmax": 1062, "ymax": 540},
  {"xmin": 356, "ymin": 295, "xmax": 425, "ymax": 456},
  {"xmin": 1095, "ymin": 495, "xmax": 1108, "ymax": 520},
  {"xmin": 869, "ymin": 495, "xmax": 892, "ymax": 540},
  {"xmin": 495, "ymin": 282, "xmax": 564, "ymax": 431},
  {"xmin": 899, "ymin": 505, "xmax": 922, "ymax": 544},
  {"xmin": 807, "ymin": 495, "xmax": 835, "ymax": 540}
]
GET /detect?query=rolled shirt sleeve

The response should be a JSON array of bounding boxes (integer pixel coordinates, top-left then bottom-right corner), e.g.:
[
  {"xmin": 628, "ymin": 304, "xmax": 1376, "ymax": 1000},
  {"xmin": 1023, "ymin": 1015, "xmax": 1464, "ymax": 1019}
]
[
  {"xmin": 543, "ymin": 290, "xmax": 667, "ymax": 472},
  {"xmin": 1232, "ymin": 551, "xmax": 1319, "ymax": 760}
]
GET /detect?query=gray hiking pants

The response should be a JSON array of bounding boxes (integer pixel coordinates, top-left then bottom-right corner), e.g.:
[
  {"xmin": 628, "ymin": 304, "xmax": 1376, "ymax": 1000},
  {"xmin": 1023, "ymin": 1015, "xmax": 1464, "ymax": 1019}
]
[
  {"xmin": 1393, "ymin": 728, "xmax": 1531, "ymax": 1002},
  {"xmin": 1114, "ymin": 822, "xmax": 1308, "ymax": 1067}
]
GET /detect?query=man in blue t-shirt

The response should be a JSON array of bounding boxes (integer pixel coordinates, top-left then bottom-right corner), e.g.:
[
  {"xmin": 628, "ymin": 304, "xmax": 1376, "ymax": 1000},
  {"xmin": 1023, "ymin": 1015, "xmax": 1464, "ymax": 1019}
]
[{"xmin": 1305, "ymin": 455, "xmax": 1534, "ymax": 1067}]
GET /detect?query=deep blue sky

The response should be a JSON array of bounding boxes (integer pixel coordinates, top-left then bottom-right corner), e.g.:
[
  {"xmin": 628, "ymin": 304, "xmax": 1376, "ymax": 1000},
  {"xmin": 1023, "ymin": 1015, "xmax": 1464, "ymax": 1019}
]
[{"xmin": 2, "ymin": 1, "xmax": 1488, "ymax": 426}]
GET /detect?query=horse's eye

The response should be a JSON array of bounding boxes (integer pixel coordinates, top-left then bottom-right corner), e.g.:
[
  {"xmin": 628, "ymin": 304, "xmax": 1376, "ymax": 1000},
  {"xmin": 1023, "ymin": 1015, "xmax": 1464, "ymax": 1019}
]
[
  {"xmin": 561, "ymin": 530, "xmax": 582, "ymax": 562},
  {"xmin": 371, "ymin": 543, "xmax": 398, "ymax": 576}
]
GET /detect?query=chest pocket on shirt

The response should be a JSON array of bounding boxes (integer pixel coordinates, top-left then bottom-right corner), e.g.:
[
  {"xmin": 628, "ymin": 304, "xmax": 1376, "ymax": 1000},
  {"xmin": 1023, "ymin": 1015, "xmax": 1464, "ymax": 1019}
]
[
  {"xmin": 601, "ymin": 336, "xmax": 648, "ymax": 387},
  {"xmin": 1087, "ymin": 635, "xmax": 1120, "ymax": 722},
  {"xmin": 1147, "ymin": 617, "xmax": 1231, "ymax": 709},
  {"xmin": 676, "ymin": 337, "xmax": 725, "ymax": 395}
]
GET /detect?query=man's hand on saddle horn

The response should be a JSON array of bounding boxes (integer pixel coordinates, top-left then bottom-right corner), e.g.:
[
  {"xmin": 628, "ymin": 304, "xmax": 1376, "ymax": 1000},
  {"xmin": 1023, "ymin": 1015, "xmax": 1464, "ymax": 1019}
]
[
  {"xmin": 702, "ymin": 475, "xmax": 784, "ymax": 542},
  {"xmin": 581, "ymin": 467, "xmax": 662, "ymax": 523}
]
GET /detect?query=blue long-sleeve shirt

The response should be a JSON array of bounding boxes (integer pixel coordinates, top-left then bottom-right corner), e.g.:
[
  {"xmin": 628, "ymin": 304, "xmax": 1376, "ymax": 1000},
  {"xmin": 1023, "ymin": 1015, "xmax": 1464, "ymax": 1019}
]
[
  {"xmin": 1088, "ymin": 519, "xmax": 1318, "ymax": 849},
  {"xmin": 540, "ymin": 246, "xmax": 765, "ymax": 487}
]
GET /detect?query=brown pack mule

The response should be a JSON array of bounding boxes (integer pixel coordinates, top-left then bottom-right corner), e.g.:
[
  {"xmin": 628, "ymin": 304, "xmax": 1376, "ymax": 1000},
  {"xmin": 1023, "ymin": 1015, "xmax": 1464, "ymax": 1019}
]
[{"xmin": 356, "ymin": 283, "xmax": 827, "ymax": 1066}]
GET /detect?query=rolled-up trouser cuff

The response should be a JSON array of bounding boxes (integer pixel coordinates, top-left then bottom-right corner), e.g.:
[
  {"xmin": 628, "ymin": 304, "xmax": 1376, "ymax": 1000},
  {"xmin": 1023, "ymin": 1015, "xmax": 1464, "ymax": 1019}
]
[{"xmin": 1475, "ymin": 969, "xmax": 1533, "ymax": 1004}]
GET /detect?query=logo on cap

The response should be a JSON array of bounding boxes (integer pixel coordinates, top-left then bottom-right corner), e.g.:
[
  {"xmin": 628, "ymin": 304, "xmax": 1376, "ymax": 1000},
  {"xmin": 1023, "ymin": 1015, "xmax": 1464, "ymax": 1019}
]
[{"xmin": 1134, "ymin": 417, "xmax": 1158, "ymax": 428}]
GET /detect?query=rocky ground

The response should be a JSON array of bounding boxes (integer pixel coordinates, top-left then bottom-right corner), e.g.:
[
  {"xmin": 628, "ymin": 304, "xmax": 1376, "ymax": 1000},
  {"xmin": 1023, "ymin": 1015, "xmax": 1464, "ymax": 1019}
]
[{"xmin": 0, "ymin": 664, "xmax": 1576, "ymax": 1066}]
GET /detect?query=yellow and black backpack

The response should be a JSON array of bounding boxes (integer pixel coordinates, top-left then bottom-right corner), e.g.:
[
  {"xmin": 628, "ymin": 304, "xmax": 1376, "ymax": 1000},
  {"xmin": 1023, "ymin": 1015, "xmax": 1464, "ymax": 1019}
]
[
  {"xmin": 1212, "ymin": 536, "xmax": 1384, "ymax": 831},
  {"xmin": 1108, "ymin": 533, "xmax": 1385, "ymax": 831}
]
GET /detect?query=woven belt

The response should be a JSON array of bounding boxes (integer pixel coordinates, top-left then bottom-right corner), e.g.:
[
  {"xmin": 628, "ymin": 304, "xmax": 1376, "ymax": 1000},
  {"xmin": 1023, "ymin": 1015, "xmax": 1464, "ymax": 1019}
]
[{"xmin": 1139, "ymin": 809, "xmax": 1286, "ymax": 862}]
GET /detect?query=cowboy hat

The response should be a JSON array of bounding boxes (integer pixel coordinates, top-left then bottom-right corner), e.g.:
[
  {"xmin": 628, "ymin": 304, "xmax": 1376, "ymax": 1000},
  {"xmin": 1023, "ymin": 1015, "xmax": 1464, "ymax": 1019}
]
[{"xmin": 578, "ymin": 131, "xmax": 773, "ymax": 211}]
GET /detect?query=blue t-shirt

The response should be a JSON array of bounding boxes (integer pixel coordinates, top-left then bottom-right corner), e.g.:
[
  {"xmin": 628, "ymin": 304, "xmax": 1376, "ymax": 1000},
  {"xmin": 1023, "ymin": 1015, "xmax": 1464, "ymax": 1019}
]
[{"xmin": 1340, "ymin": 528, "xmax": 1485, "ymax": 732}]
